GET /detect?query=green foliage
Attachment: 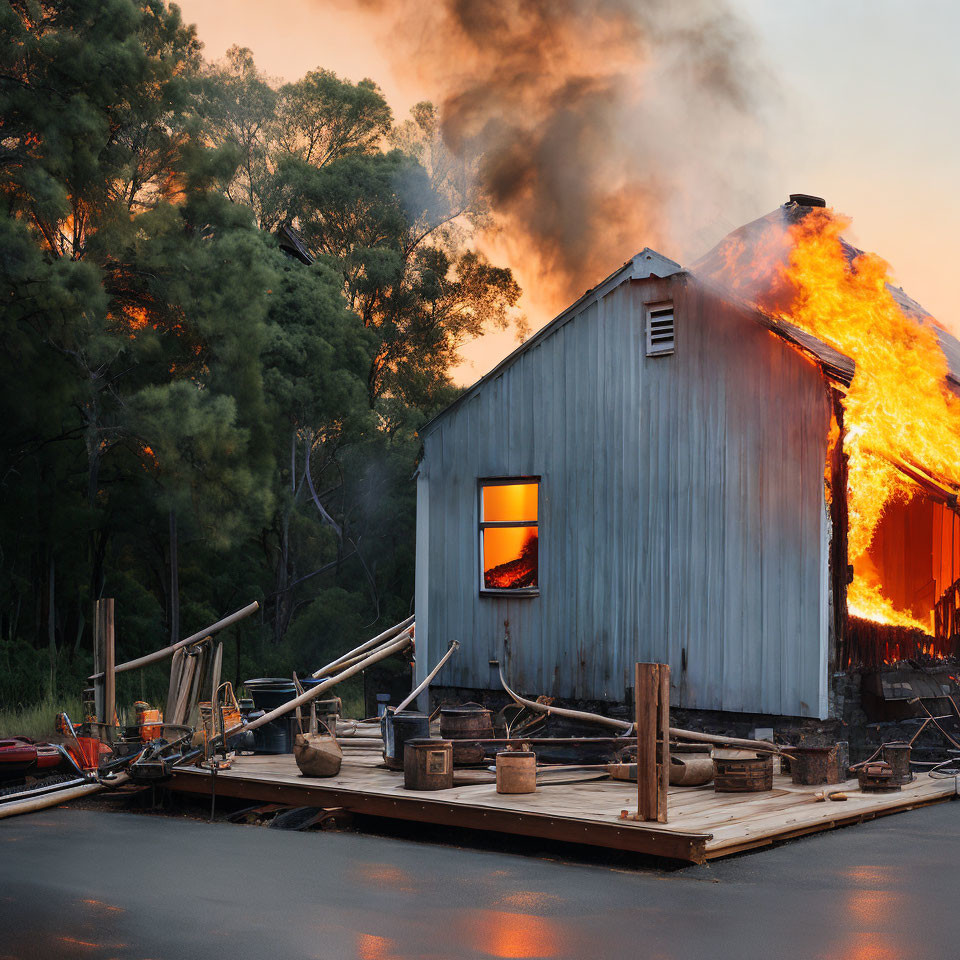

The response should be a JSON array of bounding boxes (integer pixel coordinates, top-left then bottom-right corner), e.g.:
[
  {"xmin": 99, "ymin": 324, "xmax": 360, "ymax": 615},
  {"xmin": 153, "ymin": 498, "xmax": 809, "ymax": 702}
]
[
  {"xmin": 0, "ymin": 2, "xmax": 523, "ymax": 714},
  {"xmin": 0, "ymin": 692, "xmax": 84, "ymax": 740}
]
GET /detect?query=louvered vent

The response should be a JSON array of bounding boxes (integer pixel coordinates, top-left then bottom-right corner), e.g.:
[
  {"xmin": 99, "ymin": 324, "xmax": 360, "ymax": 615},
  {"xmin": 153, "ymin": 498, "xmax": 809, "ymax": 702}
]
[{"xmin": 646, "ymin": 303, "xmax": 675, "ymax": 356}]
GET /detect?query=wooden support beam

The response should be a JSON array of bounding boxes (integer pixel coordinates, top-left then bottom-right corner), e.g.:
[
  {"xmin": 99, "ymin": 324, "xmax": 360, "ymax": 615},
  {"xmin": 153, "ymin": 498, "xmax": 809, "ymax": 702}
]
[
  {"xmin": 93, "ymin": 601, "xmax": 105, "ymax": 725},
  {"xmin": 635, "ymin": 662, "xmax": 669, "ymax": 823},
  {"xmin": 657, "ymin": 662, "xmax": 670, "ymax": 822},
  {"xmin": 103, "ymin": 598, "xmax": 115, "ymax": 744}
]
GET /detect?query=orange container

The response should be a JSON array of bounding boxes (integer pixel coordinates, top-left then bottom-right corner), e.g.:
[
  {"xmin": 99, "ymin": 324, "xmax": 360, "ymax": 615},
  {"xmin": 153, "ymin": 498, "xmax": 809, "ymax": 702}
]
[
  {"xmin": 135, "ymin": 705, "xmax": 163, "ymax": 741},
  {"xmin": 220, "ymin": 707, "xmax": 242, "ymax": 733},
  {"xmin": 69, "ymin": 736, "xmax": 107, "ymax": 771}
]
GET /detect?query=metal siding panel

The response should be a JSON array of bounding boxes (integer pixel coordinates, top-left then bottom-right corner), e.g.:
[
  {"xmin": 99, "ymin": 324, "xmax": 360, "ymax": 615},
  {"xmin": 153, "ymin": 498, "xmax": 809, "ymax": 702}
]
[
  {"xmin": 550, "ymin": 329, "xmax": 571, "ymax": 696},
  {"xmin": 423, "ymin": 274, "xmax": 830, "ymax": 716}
]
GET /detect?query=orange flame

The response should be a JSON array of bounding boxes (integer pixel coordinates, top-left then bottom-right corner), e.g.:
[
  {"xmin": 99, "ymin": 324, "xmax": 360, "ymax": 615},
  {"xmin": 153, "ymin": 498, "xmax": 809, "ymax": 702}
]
[
  {"xmin": 703, "ymin": 208, "xmax": 960, "ymax": 633},
  {"xmin": 768, "ymin": 209, "xmax": 960, "ymax": 630}
]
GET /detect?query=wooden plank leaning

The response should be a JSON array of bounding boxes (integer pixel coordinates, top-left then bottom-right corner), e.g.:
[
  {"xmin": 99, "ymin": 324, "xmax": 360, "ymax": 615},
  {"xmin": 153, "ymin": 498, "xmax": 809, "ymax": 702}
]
[{"xmin": 88, "ymin": 600, "xmax": 260, "ymax": 680}]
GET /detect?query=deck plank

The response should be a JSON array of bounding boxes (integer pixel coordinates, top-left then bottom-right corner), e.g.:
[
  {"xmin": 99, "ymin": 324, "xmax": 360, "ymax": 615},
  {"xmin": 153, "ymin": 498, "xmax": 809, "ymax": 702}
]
[{"xmin": 169, "ymin": 751, "xmax": 957, "ymax": 863}]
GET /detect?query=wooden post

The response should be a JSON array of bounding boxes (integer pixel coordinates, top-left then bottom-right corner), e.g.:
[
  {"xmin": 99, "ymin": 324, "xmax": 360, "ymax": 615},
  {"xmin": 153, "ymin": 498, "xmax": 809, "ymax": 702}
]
[
  {"xmin": 103, "ymin": 598, "xmax": 115, "ymax": 744},
  {"xmin": 635, "ymin": 662, "xmax": 669, "ymax": 823},
  {"xmin": 93, "ymin": 601, "xmax": 105, "ymax": 728},
  {"xmin": 657, "ymin": 662, "xmax": 670, "ymax": 822}
]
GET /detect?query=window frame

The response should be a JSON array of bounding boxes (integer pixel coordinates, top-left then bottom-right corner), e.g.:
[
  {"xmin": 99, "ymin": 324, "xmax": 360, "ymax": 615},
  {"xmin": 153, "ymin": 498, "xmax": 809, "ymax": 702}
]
[
  {"xmin": 477, "ymin": 475, "xmax": 541, "ymax": 598},
  {"xmin": 645, "ymin": 299, "xmax": 676, "ymax": 357}
]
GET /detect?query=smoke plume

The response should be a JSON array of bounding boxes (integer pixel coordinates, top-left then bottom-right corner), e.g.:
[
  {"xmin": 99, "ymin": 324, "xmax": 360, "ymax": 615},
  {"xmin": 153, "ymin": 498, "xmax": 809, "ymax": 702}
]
[{"xmin": 348, "ymin": 0, "xmax": 773, "ymax": 311}]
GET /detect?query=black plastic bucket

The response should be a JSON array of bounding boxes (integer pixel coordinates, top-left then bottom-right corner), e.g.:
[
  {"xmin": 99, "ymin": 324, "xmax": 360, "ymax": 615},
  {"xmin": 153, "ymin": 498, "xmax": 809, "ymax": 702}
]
[
  {"xmin": 252, "ymin": 716, "xmax": 298, "ymax": 755},
  {"xmin": 243, "ymin": 678, "xmax": 296, "ymax": 711},
  {"xmin": 382, "ymin": 711, "xmax": 430, "ymax": 770}
]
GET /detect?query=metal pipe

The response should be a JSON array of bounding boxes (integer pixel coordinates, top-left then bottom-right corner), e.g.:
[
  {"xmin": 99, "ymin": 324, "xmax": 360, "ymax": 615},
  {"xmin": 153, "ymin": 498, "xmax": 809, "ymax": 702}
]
[
  {"xmin": 89, "ymin": 601, "xmax": 260, "ymax": 679},
  {"xmin": 314, "ymin": 633, "xmax": 411, "ymax": 677},
  {"xmin": 498, "ymin": 663, "xmax": 780, "ymax": 754},
  {"xmin": 499, "ymin": 662, "xmax": 633, "ymax": 730},
  {"xmin": 395, "ymin": 640, "xmax": 459, "ymax": 713},
  {"xmin": 0, "ymin": 773, "xmax": 129, "ymax": 820},
  {"xmin": 310, "ymin": 615, "xmax": 415, "ymax": 679},
  {"xmin": 233, "ymin": 632, "xmax": 414, "ymax": 734}
]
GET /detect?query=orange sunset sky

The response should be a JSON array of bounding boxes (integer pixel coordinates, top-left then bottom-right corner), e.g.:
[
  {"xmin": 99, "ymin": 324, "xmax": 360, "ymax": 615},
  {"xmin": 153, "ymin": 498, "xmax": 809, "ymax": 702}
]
[{"xmin": 174, "ymin": 0, "xmax": 960, "ymax": 385}]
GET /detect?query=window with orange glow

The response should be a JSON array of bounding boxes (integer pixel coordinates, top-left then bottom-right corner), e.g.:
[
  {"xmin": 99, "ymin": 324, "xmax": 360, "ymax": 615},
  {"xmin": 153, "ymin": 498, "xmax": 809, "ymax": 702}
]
[{"xmin": 479, "ymin": 480, "xmax": 539, "ymax": 592}]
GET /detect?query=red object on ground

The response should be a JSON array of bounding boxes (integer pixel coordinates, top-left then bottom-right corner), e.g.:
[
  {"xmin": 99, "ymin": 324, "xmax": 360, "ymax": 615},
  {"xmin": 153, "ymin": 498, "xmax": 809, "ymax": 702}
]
[
  {"xmin": 0, "ymin": 737, "xmax": 66, "ymax": 780},
  {"xmin": 35, "ymin": 742, "xmax": 61, "ymax": 770},
  {"xmin": 0, "ymin": 738, "xmax": 39, "ymax": 779}
]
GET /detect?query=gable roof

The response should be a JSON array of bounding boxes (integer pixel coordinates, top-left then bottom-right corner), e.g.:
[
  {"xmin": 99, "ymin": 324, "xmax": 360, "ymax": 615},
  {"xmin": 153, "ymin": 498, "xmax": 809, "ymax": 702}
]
[
  {"xmin": 420, "ymin": 243, "xmax": 852, "ymax": 438},
  {"xmin": 420, "ymin": 248, "xmax": 684, "ymax": 437}
]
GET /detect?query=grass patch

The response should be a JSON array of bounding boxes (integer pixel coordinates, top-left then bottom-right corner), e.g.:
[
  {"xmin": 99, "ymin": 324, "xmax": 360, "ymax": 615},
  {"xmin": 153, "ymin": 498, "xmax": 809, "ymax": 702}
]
[{"xmin": 0, "ymin": 694, "xmax": 83, "ymax": 740}]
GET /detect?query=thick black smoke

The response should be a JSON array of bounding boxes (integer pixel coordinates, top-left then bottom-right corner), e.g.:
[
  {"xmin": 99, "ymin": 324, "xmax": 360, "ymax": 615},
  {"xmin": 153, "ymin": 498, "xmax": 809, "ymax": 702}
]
[{"xmin": 348, "ymin": 0, "xmax": 771, "ymax": 307}]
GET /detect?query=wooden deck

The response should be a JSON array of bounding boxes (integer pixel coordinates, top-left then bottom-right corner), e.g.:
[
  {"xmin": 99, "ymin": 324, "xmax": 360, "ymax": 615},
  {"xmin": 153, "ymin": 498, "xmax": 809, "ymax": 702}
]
[{"xmin": 169, "ymin": 748, "xmax": 958, "ymax": 864}]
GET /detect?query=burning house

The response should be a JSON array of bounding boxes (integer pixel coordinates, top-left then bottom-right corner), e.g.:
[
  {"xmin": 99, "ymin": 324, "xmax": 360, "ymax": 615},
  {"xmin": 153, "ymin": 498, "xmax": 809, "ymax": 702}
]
[{"xmin": 414, "ymin": 195, "xmax": 960, "ymax": 721}]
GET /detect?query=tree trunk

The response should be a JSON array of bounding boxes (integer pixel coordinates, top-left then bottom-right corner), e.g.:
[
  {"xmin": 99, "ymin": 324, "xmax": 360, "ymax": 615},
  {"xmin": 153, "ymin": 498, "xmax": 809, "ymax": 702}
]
[
  {"xmin": 73, "ymin": 605, "xmax": 85, "ymax": 656},
  {"xmin": 169, "ymin": 508, "xmax": 179, "ymax": 645},
  {"xmin": 47, "ymin": 553, "xmax": 56, "ymax": 697},
  {"xmin": 83, "ymin": 389, "xmax": 107, "ymax": 601}
]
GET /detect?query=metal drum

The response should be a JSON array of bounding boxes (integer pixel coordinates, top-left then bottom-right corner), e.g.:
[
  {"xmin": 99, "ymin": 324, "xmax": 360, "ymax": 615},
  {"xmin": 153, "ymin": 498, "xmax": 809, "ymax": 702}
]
[
  {"xmin": 403, "ymin": 738, "xmax": 453, "ymax": 790},
  {"xmin": 440, "ymin": 704, "xmax": 494, "ymax": 765},
  {"xmin": 382, "ymin": 711, "xmax": 430, "ymax": 770},
  {"xmin": 713, "ymin": 751, "xmax": 773, "ymax": 792}
]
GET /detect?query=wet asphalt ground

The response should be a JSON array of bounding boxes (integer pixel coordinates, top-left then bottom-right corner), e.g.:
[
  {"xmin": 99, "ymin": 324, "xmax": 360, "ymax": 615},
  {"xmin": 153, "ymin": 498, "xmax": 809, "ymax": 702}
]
[{"xmin": 0, "ymin": 800, "xmax": 958, "ymax": 960}]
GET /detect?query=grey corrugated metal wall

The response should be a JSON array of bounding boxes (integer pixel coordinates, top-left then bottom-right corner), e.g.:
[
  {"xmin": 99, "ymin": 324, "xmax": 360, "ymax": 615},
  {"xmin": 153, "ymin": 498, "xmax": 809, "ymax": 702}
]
[{"xmin": 417, "ymin": 273, "xmax": 832, "ymax": 717}]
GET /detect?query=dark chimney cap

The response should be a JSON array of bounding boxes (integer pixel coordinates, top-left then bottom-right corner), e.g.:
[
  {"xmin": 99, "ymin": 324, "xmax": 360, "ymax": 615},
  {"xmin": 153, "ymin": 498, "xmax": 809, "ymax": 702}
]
[{"xmin": 788, "ymin": 193, "xmax": 826, "ymax": 208}]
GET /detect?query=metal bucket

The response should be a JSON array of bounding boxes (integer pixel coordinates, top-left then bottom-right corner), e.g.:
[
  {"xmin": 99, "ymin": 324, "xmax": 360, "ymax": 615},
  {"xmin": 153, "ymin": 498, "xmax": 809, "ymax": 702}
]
[
  {"xmin": 882, "ymin": 741, "xmax": 913, "ymax": 785},
  {"xmin": 403, "ymin": 738, "xmax": 453, "ymax": 790},
  {"xmin": 440, "ymin": 704, "xmax": 494, "ymax": 765},
  {"xmin": 788, "ymin": 745, "xmax": 843, "ymax": 785},
  {"xmin": 382, "ymin": 711, "xmax": 430, "ymax": 770},
  {"xmin": 496, "ymin": 750, "xmax": 537, "ymax": 794}
]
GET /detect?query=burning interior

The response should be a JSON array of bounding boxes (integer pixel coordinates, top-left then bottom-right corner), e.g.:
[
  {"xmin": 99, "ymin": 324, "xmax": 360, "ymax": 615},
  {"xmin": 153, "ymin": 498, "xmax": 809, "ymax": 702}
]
[
  {"xmin": 479, "ymin": 479, "xmax": 539, "ymax": 591},
  {"xmin": 697, "ymin": 196, "xmax": 960, "ymax": 671}
]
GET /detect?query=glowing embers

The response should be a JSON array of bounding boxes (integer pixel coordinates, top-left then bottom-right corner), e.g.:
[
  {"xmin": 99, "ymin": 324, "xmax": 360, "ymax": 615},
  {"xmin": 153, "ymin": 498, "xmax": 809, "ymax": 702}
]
[
  {"xmin": 850, "ymin": 492, "xmax": 960, "ymax": 638},
  {"xmin": 480, "ymin": 480, "xmax": 539, "ymax": 592}
]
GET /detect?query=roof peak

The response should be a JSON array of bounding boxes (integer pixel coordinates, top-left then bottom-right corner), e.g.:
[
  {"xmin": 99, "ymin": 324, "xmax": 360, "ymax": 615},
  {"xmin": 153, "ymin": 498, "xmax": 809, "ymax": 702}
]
[{"xmin": 629, "ymin": 248, "xmax": 683, "ymax": 280}]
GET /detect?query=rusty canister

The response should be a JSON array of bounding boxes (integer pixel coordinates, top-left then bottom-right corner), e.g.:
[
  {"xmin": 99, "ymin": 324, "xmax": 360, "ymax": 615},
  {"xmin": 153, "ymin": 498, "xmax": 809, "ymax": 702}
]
[
  {"xmin": 713, "ymin": 751, "xmax": 773, "ymax": 792},
  {"xmin": 440, "ymin": 704, "xmax": 494, "ymax": 765},
  {"xmin": 496, "ymin": 749, "xmax": 537, "ymax": 794},
  {"xmin": 403, "ymin": 738, "xmax": 453, "ymax": 790},
  {"xmin": 788, "ymin": 745, "xmax": 842, "ymax": 785},
  {"xmin": 882, "ymin": 741, "xmax": 913, "ymax": 785}
]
